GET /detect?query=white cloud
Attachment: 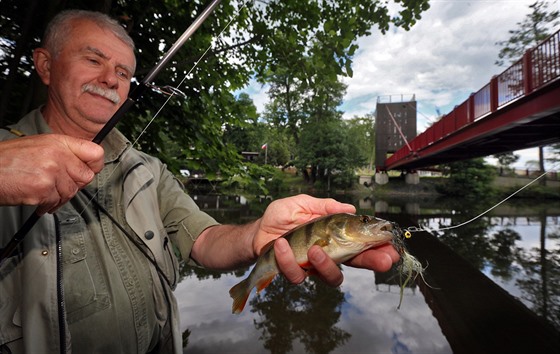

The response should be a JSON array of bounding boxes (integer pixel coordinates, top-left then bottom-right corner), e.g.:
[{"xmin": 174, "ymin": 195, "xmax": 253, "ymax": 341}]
[{"xmin": 342, "ymin": 0, "xmax": 538, "ymax": 123}]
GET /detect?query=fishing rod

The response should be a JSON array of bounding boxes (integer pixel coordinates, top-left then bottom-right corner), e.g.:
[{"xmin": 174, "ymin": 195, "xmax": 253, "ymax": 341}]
[{"xmin": 0, "ymin": 0, "xmax": 222, "ymax": 263}]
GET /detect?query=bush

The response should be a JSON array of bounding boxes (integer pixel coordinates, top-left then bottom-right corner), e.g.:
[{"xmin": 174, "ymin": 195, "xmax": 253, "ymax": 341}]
[
  {"xmin": 436, "ymin": 158, "xmax": 497, "ymax": 199},
  {"xmin": 224, "ymin": 163, "xmax": 285, "ymax": 195}
]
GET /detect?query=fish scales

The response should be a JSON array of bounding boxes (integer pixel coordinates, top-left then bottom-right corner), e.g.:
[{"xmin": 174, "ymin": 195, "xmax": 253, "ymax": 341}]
[{"xmin": 229, "ymin": 213, "xmax": 397, "ymax": 314}]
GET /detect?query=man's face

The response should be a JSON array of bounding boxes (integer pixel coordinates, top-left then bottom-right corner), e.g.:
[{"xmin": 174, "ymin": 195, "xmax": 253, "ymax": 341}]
[{"xmin": 40, "ymin": 19, "xmax": 135, "ymax": 137}]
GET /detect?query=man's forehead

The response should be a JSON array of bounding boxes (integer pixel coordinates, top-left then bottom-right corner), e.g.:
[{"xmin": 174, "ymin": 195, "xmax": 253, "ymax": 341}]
[{"xmin": 69, "ymin": 20, "xmax": 136, "ymax": 72}]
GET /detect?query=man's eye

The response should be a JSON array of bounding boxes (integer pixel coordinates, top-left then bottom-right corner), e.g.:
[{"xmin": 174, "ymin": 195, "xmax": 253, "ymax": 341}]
[{"xmin": 117, "ymin": 70, "xmax": 130, "ymax": 79}]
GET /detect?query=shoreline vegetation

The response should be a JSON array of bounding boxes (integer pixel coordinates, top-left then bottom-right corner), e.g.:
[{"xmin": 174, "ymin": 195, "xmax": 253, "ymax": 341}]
[{"xmin": 183, "ymin": 169, "xmax": 560, "ymax": 200}]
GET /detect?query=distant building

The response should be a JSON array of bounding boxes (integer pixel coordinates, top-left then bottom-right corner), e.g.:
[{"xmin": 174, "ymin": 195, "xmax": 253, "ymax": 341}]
[
  {"xmin": 241, "ymin": 151, "xmax": 259, "ymax": 162},
  {"xmin": 375, "ymin": 96, "xmax": 417, "ymax": 170}
]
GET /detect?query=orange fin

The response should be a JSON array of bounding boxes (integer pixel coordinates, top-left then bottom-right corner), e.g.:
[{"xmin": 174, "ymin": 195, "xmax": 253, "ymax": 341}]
[
  {"xmin": 229, "ymin": 273, "xmax": 277, "ymax": 314},
  {"xmin": 256, "ymin": 274, "xmax": 276, "ymax": 292},
  {"xmin": 229, "ymin": 278, "xmax": 251, "ymax": 315}
]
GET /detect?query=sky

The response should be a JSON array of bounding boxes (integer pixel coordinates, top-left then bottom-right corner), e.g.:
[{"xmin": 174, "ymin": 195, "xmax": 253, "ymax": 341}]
[{"xmin": 244, "ymin": 0, "xmax": 560, "ymax": 169}]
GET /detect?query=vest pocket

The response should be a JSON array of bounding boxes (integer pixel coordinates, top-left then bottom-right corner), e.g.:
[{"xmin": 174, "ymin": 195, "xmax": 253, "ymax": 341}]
[
  {"xmin": 58, "ymin": 213, "xmax": 110, "ymax": 324},
  {"xmin": 0, "ymin": 257, "xmax": 22, "ymax": 346}
]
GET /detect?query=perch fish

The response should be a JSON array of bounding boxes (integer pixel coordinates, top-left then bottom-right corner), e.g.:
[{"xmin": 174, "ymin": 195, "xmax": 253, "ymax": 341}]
[{"xmin": 229, "ymin": 213, "xmax": 403, "ymax": 314}]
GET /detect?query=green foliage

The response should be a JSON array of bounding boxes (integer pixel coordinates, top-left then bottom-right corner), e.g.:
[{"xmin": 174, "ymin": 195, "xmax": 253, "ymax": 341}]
[
  {"xmin": 296, "ymin": 118, "xmax": 366, "ymax": 189},
  {"xmin": 223, "ymin": 163, "xmax": 284, "ymax": 195},
  {"xmin": 1, "ymin": 0, "xmax": 430, "ymax": 179},
  {"xmin": 546, "ymin": 143, "xmax": 560, "ymax": 166},
  {"xmin": 437, "ymin": 158, "xmax": 497, "ymax": 199},
  {"xmin": 495, "ymin": 0, "xmax": 560, "ymax": 66},
  {"xmin": 345, "ymin": 114, "xmax": 376, "ymax": 170},
  {"xmin": 494, "ymin": 152, "xmax": 520, "ymax": 168},
  {"xmin": 499, "ymin": 183, "xmax": 560, "ymax": 199}
]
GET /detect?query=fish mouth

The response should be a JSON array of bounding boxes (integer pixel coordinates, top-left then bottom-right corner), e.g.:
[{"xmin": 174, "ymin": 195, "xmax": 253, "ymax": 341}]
[
  {"xmin": 376, "ymin": 220, "xmax": 396, "ymax": 235},
  {"xmin": 365, "ymin": 219, "xmax": 396, "ymax": 244},
  {"xmin": 388, "ymin": 222, "xmax": 407, "ymax": 255},
  {"xmin": 390, "ymin": 222, "xmax": 404, "ymax": 238}
]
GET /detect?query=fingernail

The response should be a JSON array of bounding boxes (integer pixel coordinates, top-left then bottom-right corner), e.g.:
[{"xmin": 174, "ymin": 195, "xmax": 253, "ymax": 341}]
[{"xmin": 275, "ymin": 238, "xmax": 288, "ymax": 253}]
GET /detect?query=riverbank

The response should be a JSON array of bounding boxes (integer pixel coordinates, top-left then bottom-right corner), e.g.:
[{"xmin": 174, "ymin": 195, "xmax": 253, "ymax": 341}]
[
  {"xmin": 352, "ymin": 175, "xmax": 560, "ymax": 199},
  {"xmin": 185, "ymin": 170, "xmax": 560, "ymax": 200}
]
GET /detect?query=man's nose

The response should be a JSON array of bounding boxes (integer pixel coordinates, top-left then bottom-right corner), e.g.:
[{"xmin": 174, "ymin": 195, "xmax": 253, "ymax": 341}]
[{"xmin": 99, "ymin": 67, "xmax": 118, "ymax": 89}]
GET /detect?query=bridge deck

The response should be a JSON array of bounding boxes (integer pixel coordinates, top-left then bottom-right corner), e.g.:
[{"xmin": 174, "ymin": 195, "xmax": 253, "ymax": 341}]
[{"xmin": 383, "ymin": 29, "xmax": 560, "ymax": 171}]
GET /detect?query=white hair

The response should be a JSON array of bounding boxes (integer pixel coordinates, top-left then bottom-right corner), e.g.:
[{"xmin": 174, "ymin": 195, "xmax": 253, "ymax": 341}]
[{"xmin": 43, "ymin": 10, "xmax": 135, "ymax": 56}]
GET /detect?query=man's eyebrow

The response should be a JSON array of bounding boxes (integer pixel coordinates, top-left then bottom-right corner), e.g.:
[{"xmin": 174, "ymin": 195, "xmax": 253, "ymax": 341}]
[{"xmin": 83, "ymin": 46, "xmax": 135, "ymax": 76}]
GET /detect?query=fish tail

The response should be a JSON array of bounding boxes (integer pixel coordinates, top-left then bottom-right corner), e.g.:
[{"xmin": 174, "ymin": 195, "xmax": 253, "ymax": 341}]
[
  {"xmin": 229, "ymin": 273, "xmax": 277, "ymax": 314},
  {"xmin": 229, "ymin": 278, "xmax": 252, "ymax": 314}
]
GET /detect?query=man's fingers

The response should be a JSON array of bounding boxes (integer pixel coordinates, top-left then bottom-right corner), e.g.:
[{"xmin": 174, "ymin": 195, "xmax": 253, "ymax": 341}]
[
  {"xmin": 308, "ymin": 245, "xmax": 344, "ymax": 287},
  {"xmin": 60, "ymin": 136, "xmax": 104, "ymax": 190},
  {"xmin": 345, "ymin": 244, "xmax": 400, "ymax": 272},
  {"xmin": 63, "ymin": 136, "xmax": 105, "ymax": 173},
  {"xmin": 274, "ymin": 238, "xmax": 307, "ymax": 284}
]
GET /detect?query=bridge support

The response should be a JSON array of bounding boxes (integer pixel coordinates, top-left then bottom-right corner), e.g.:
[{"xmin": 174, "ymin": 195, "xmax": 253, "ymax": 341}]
[
  {"xmin": 405, "ymin": 171, "xmax": 420, "ymax": 185},
  {"xmin": 374, "ymin": 200, "xmax": 389, "ymax": 213},
  {"xmin": 375, "ymin": 171, "xmax": 389, "ymax": 185}
]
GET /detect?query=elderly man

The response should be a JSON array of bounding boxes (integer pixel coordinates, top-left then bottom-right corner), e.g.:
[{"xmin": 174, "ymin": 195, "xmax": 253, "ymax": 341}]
[{"xmin": 0, "ymin": 10, "xmax": 399, "ymax": 354}]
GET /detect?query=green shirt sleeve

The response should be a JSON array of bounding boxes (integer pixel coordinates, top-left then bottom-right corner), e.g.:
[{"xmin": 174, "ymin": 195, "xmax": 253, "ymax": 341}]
[{"xmin": 156, "ymin": 163, "xmax": 219, "ymax": 263}]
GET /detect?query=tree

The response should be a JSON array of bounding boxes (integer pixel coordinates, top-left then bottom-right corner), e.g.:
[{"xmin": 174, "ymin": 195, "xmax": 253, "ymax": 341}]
[
  {"xmin": 0, "ymin": 0, "xmax": 430, "ymax": 177},
  {"xmin": 494, "ymin": 151, "xmax": 520, "ymax": 174},
  {"xmin": 261, "ymin": 68, "xmax": 307, "ymax": 145},
  {"xmin": 495, "ymin": 0, "xmax": 560, "ymax": 179},
  {"xmin": 545, "ymin": 143, "xmax": 560, "ymax": 167},
  {"xmin": 297, "ymin": 118, "xmax": 366, "ymax": 189},
  {"xmin": 346, "ymin": 114, "xmax": 376, "ymax": 171},
  {"xmin": 495, "ymin": 1, "xmax": 560, "ymax": 66},
  {"xmin": 437, "ymin": 158, "xmax": 497, "ymax": 199},
  {"xmin": 222, "ymin": 92, "xmax": 260, "ymax": 153}
]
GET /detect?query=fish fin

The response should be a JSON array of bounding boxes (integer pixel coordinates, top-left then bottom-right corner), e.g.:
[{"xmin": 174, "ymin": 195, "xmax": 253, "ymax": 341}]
[
  {"xmin": 229, "ymin": 278, "xmax": 252, "ymax": 315},
  {"xmin": 313, "ymin": 239, "xmax": 329, "ymax": 248},
  {"xmin": 256, "ymin": 274, "xmax": 276, "ymax": 293},
  {"xmin": 229, "ymin": 273, "xmax": 277, "ymax": 314}
]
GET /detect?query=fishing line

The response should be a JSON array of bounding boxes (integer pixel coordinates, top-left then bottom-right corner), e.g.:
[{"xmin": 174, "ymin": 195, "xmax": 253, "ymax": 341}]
[
  {"xmin": 404, "ymin": 166, "xmax": 556, "ymax": 235},
  {"xmin": 128, "ymin": 1, "xmax": 248, "ymax": 153}
]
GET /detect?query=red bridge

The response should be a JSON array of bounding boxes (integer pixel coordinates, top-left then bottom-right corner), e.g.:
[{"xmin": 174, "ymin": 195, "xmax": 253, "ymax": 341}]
[{"xmin": 382, "ymin": 29, "xmax": 560, "ymax": 171}]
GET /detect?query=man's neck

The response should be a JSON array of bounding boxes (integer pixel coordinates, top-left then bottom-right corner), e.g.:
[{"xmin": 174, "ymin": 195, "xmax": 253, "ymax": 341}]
[{"xmin": 41, "ymin": 105, "xmax": 98, "ymax": 140}]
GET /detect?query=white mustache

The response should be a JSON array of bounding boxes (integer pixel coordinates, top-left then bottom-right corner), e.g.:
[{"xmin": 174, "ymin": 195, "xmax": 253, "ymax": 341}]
[{"xmin": 82, "ymin": 84, "xmax": 121, "ymax": 105}]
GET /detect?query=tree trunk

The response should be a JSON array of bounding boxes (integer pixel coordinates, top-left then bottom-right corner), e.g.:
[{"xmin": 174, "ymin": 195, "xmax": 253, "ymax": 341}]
[{"xmin": 539, "ymin": 146, "xmax": 546, "ymax": 186}]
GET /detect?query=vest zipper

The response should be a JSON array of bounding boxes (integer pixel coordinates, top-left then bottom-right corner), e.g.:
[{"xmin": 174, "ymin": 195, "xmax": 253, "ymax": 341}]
[{"xmin": 54, "ymin": 214, "xmax": 67, "ymax": 354}]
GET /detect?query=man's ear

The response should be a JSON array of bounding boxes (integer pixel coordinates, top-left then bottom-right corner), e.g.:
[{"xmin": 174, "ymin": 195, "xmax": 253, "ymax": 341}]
[{"xmin": 33, "ymin": 48, "xmax": 51, "ymax": 85}]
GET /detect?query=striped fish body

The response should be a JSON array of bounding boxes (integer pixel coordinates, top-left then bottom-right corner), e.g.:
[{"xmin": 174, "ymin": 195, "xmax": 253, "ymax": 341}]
[{"xmin": 229, "ymin": 213, "xmax": 397, "ymax": 314}]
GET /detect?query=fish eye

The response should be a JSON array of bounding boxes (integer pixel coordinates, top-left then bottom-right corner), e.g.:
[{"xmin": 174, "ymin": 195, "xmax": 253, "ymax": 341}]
[{"xmin": 360, "ymin": 215, "xmax": 371, "ymax": 223}]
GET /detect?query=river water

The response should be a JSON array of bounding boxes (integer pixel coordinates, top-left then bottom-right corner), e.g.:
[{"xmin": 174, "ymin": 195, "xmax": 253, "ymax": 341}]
[{"xmin": 174, "ymin": 192, "xmax": 560, "ymax": 353}]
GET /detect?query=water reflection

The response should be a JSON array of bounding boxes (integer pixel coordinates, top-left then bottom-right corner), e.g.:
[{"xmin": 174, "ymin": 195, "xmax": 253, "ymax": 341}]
[
  {"xmin": 251, "ymin": 277, "xmax": 350, "ymax": 353},
  {"xmin": 414, "ymin": 207, "xmax": 560, "ymax": 331},
  {"xmin": 176, "ymin": 193, "xmax": 560, "ymax": 353}
]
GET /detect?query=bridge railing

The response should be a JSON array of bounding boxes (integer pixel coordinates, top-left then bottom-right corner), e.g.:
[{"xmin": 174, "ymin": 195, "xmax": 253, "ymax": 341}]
[{"xmin": 385, "ymin": 28, "xmax": 560, "ymax": 169}]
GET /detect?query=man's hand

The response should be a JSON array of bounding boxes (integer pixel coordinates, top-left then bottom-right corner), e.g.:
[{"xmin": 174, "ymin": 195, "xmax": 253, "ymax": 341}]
[
  {"xmin": 0, "ymin": 134, "xmax": 104, "ymax": 214},
  {"xmin": 254, "ymin": 194, "xmax": 400, "ymax": 287}
]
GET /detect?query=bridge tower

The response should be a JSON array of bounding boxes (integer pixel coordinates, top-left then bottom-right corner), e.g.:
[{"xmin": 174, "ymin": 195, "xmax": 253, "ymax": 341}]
[{"xmin": 375, "ymin": 95, "xmax": 417, "ymax": 183}]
